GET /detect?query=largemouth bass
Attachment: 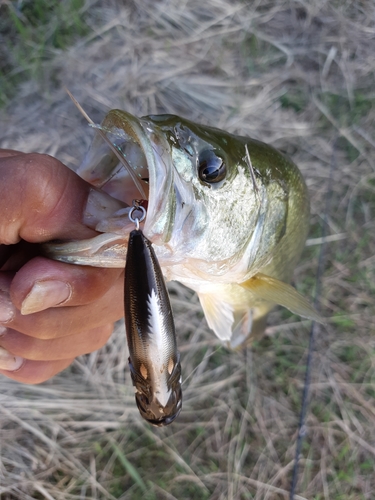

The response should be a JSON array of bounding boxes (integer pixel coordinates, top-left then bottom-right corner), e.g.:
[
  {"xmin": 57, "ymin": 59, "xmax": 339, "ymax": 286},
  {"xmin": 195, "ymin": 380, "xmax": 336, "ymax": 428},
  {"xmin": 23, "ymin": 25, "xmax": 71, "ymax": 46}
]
[{"xmin": 45, "ymin": 109, "xmax": 320, "ymax": 348}]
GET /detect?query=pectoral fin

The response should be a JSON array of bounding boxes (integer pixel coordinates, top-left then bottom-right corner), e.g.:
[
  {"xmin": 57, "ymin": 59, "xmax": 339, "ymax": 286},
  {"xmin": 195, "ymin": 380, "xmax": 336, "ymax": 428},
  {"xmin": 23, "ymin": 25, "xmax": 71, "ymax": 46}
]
[
  {"xmin": 198, "ymin": 293, "xmax": 235, "ymax": 341},
  {"xmin": 198, "ymin": 286, "xmax": 259, "ymax": 346},
  {"xmin": 240, "ymin": 273, "xmax": 324, "ymax": 323}
]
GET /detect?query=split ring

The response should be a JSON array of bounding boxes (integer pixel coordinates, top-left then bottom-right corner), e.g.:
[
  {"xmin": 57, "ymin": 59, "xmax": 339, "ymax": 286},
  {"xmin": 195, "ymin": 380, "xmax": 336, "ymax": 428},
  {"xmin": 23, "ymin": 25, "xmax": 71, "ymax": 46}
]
[{"xmin": 129, "ymin": 205, "xmax": 146, "ymax": 231}]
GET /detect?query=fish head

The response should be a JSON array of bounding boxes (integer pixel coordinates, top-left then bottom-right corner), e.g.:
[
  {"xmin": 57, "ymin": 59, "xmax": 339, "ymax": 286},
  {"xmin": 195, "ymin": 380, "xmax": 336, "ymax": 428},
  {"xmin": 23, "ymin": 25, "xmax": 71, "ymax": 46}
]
[{"xmin": 76, "ymin": 110, "xmax": 291, "ymax": 284}]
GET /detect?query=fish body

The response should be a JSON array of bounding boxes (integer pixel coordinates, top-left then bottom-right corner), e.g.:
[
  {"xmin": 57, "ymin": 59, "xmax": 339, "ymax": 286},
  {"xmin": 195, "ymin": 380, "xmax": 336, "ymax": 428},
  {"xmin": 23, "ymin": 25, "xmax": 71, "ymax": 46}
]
[
  {"xmin": 125, "ymin": 228, "xmax": 182, "ymax": 426},
  {"xmin": 45, "ymin": 110, "xmax": 320, "ymax": 347}
]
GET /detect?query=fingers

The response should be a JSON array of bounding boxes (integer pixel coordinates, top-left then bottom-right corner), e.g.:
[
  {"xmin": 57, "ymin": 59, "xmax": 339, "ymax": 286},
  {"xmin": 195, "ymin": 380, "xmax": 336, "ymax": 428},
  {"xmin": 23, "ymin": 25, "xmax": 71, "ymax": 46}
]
[
  {"xmin": 0, "ymin": 152, "xmax": 124, "ymax": 245},
  {"xmin": 0, "ymin": 150, "xmax": 127, "ymax": 384},
  {"xmin": 10, "ymin": 257, "xmax": 123, "ymax": 314},
  {"xmin": 0, "ymin": 323, "xmax": 114, "ymax": 361},
  {"xmin": 1, "ymin": 271, "xmax": 124, "ymax": 339},
  {"xmin": 0, "ymin": 356, "xmax": 75, "ymax": 384},
  {"xmin": 0, "ymin": 321, "xmax": 115, "ymax": 384}
]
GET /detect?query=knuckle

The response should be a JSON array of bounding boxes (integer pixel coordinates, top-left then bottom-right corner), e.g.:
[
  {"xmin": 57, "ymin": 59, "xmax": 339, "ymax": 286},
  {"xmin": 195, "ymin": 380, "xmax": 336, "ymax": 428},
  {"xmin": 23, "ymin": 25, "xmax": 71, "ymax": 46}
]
[{"xmin": 17, "ymin": 320, "xmax": 61, "ymax": 340}]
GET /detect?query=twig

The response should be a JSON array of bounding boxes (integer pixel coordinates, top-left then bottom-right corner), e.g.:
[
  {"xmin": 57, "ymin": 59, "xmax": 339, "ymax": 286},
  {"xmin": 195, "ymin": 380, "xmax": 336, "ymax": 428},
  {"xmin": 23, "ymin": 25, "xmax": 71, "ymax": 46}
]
[{"xmin": 289, "ymin": 138, "xmax": 337, "ymax": 498}]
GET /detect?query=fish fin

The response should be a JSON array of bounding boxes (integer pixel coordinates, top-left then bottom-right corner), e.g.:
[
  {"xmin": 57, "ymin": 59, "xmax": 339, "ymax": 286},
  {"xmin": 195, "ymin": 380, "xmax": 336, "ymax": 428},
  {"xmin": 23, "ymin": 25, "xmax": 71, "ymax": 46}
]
[
  {"xmin": 198, "ymin": 290, "xmax": 257, "ymax": 346},
  {"xmin": 240, "ymin": 273, "xmax": 324, "ymax": 323},
  {"xmin": 229, "ymin": 309, "xmax": 254, "ymax": 349},
  {"xmin": 198, "ymin": 293, "xmax": 235, "ymax": 341}
]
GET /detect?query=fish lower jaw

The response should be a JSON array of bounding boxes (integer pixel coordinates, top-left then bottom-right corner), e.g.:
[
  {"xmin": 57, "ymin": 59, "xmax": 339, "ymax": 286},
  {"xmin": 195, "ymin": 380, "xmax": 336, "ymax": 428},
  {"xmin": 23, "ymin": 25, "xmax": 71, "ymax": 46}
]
[{"xmin": 43, "ymin": 233, "xmax": 128, "ymax": 268}]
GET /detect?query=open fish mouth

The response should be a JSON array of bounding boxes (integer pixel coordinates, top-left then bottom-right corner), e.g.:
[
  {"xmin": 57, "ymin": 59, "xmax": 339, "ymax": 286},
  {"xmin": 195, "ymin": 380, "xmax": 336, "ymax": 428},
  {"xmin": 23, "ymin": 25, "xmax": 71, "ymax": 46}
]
[
  {"xmin": 77, "ymin": 109, "xmax": 175, "ymax": 244},
  {"xmin": 44, "ymin": 110, "xmax": 176, "ymax": 266}
]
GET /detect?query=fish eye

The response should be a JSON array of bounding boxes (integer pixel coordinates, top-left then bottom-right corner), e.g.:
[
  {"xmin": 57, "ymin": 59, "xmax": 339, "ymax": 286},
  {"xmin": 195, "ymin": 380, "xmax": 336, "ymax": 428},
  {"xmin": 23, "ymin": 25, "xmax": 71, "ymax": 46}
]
[{"xmin": 198, "ymin": 149, "xmax": 226, "ymax": 184}]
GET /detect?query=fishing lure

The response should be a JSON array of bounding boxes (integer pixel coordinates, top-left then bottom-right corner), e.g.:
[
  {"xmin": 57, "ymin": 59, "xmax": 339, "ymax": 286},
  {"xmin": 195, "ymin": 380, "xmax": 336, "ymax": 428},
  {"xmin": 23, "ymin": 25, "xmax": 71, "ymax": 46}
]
[{"xmin": 124, "ymin": 201, "xmax": 182, "ymax": 426}]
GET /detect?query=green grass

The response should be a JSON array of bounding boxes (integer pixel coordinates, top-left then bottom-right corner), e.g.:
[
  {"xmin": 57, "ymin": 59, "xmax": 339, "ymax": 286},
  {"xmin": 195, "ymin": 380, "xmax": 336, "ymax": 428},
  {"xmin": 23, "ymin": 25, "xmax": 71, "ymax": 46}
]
[
  {"xmin": 320, "ymin": 91, "xmax": 374, "ymax": 127},
  {"xmin": 0, "ymin": 0, "xmax": 90, "ymax": 107},
  {"xmin": 280, "ymin": 90, "xmax": 309, "ymax": 113}
]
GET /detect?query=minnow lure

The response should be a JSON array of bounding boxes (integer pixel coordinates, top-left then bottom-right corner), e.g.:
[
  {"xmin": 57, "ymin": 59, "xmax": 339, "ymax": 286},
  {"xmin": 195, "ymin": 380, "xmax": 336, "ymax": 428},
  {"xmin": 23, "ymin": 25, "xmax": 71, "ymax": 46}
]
[{"xmin": 124, "ymin": 201, "xmax": 182, "ymax": 426}]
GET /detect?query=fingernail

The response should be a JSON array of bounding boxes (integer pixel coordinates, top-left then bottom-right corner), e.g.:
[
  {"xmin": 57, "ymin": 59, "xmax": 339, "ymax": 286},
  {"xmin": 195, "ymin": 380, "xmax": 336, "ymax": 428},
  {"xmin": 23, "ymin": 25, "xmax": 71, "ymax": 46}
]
[
  {"xmin": 0, "ymin": 347, "xmax": 24, "ymax": 371},
  {"xmin": 21, "ymin": 281, "xmax": 72, "ymax": 315},
  {"xmin": 84, "ymin": 188, "xmax": 125, "ymax": 228},
  {"xmin": 0, "ymin": 290, "xmax": 16, "ymax": 324}
]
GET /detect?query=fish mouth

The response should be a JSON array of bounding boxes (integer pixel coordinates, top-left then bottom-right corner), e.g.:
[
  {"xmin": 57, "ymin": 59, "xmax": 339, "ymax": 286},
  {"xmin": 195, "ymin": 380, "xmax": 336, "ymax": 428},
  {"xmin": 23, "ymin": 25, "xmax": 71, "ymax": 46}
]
[
  {"xmin": 42, "ymin": 110, "xmax": 176, "ymax": 266},
  {"xmin": 137, "ymin": 115, "xmax": 175, "ymax": 244},
  {"xmin": 78, "ymin": 110, "xmax": 175, "ymax": 245}
]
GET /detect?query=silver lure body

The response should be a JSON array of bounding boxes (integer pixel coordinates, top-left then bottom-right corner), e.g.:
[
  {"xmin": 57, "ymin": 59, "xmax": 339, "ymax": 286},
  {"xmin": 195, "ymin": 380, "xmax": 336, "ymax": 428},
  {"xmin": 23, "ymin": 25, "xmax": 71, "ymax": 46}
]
[{"xmin": 125, "ymin": 229, "xmax": 182, "ymax": 426}]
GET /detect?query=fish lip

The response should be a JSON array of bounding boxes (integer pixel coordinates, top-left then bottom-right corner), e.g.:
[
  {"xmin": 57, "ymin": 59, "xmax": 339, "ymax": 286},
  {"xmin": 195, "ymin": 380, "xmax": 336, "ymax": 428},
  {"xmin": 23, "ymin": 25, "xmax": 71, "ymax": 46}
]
[{"xmin": 118, "ymin": 113, "xmax": 174, "ymax": 244}]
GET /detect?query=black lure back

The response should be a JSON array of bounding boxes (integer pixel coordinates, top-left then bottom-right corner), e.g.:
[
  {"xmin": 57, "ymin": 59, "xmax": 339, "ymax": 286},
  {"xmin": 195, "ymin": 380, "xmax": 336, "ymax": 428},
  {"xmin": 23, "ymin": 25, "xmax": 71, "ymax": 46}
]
[{"xmin": 124, "ymin": 229, "xmax": 182, "ymax": 426}]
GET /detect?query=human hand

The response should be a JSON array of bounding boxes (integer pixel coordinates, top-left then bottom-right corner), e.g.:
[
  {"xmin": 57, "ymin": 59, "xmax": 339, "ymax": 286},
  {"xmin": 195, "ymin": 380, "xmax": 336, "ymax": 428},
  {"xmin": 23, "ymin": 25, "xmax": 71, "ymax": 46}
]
[{"xmin": 0, "ymin": 149, "xmax": 126, "ymax": 383}]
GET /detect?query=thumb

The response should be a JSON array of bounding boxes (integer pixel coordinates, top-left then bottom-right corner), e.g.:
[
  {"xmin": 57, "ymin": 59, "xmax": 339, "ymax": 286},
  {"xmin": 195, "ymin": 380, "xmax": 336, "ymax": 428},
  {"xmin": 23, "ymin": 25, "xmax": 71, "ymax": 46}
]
[{"xmin": 0, "ymin": 152, "xmax": 124, "ymax": 245}]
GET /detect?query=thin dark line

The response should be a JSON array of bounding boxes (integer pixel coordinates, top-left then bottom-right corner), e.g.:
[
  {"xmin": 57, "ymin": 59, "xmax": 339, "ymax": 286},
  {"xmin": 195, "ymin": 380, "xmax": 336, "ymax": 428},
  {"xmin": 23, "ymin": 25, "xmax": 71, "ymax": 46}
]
[{"xmin": 289, "ymin": 139, "xmax": 337, "ymax": 499}]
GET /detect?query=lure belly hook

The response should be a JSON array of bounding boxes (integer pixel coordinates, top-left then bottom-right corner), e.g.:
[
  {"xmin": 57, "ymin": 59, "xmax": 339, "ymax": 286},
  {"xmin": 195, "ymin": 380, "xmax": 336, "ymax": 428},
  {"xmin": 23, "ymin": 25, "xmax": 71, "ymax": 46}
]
[{"xmin": 125, "ymin": 201, "xmax": 182, "ymax": 426}]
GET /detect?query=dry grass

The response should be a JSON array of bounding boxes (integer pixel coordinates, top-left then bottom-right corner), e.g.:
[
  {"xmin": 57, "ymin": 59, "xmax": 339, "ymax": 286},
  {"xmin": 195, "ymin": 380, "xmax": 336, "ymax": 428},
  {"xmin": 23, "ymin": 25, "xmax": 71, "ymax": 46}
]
[{"xmin": 0, "ymin": 0, "xmax": 374, "ymax": 498}]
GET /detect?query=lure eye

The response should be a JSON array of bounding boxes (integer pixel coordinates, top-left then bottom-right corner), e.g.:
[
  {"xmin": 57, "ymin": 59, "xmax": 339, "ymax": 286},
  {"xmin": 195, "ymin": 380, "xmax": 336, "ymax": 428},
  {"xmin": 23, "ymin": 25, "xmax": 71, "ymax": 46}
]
[{"xmin": 198, "ymin": 150, "xmax": 226, "ymax": 184}]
